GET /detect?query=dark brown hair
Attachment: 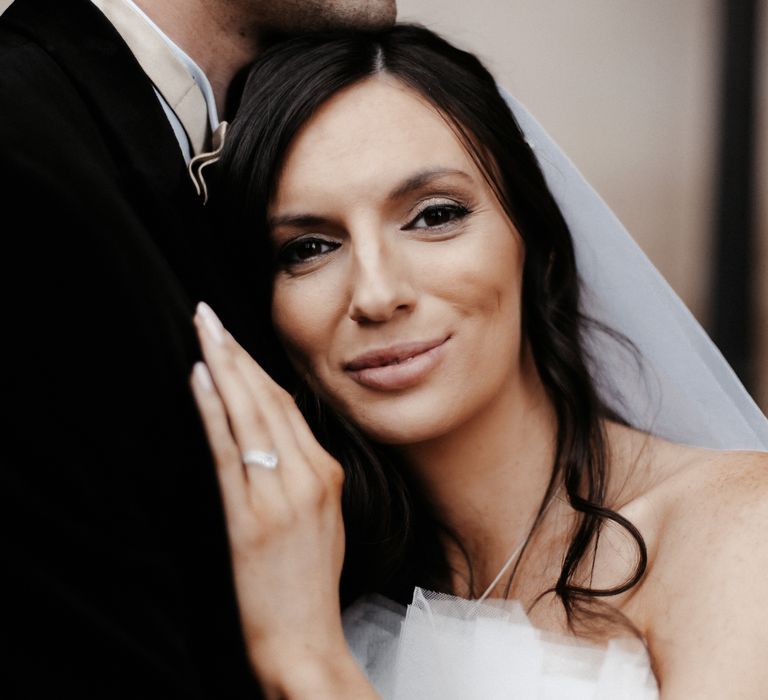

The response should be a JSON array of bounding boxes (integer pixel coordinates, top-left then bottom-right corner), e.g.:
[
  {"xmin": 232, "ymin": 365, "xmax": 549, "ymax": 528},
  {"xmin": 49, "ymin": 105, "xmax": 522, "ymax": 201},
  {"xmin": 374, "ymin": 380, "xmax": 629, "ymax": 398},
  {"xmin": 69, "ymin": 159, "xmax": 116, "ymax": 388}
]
[{"xmin": 211, "ymin": 23, "xmax": 647, "ymax": 632}]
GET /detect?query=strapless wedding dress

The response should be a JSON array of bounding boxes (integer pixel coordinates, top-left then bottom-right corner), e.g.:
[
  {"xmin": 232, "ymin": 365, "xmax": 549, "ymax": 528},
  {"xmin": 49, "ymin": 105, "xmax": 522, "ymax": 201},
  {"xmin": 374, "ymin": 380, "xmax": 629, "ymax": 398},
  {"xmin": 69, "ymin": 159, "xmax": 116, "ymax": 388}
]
[{"xmin": 343, "ymin": 588, "xmax": 659, "ymax": 699}]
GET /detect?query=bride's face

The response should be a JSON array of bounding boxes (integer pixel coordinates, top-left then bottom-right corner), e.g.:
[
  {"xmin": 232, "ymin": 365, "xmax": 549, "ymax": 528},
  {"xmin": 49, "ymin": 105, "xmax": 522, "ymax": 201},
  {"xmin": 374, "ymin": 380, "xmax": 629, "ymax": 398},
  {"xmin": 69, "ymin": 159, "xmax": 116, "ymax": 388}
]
[{"xmin": 269, "ymin": 77, "xmax": 525, "ymax": 444}]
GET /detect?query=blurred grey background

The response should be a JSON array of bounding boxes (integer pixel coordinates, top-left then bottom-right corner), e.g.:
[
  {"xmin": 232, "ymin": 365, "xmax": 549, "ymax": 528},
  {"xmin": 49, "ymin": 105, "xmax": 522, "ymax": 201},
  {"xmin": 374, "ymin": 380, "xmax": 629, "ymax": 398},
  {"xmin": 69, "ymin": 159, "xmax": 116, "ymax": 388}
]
[{"xmin": 400, "ymin": 0, "xmax": 768, "ymax": 412}]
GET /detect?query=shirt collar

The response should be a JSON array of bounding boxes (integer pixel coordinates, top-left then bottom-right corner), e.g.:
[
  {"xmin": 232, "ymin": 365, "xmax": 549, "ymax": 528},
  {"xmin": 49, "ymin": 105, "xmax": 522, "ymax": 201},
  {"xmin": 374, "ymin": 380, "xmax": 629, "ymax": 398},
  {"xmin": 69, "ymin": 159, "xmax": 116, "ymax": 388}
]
[{"xmin": 91, "ymin": 0, "xmax": 219, "ymax": 156}]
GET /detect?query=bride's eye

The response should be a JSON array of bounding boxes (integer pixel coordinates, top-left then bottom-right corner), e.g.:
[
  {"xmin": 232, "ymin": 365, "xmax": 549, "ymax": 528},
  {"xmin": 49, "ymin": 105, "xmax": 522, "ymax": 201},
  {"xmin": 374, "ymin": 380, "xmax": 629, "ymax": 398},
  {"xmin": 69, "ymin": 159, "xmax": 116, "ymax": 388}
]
[
  {"xmin": 404, "ymin": 202, "xmax": 470, "ymax": 230},
  {"xmin": 277, "ymin": 237, "xmax": 340, "ymax": 266}
]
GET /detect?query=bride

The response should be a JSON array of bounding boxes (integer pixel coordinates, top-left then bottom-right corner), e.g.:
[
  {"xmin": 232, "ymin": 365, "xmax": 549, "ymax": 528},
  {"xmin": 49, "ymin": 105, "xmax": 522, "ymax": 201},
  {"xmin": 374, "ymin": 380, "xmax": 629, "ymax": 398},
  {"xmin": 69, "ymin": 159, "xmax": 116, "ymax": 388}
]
[{"xmin": 189, "ymin": 24, "xmax": 768, "ymax": 699}]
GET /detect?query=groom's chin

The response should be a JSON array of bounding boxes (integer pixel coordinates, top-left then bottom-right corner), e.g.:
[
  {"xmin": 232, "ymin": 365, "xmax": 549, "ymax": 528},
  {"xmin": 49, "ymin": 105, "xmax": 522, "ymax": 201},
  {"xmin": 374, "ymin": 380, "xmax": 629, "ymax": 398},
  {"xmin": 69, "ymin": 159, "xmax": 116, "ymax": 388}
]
[{"xmin": 259, "ymin": 0, "xmax": 397, "ymax": 39}]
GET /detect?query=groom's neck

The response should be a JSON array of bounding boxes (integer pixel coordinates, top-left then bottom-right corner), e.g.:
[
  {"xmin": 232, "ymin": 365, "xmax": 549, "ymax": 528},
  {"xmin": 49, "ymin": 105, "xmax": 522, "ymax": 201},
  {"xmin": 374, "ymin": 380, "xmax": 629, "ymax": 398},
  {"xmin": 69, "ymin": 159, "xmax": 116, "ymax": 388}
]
[{"xmin": 133, "ymin": 0, "xmax": 262, "ymax": 118}]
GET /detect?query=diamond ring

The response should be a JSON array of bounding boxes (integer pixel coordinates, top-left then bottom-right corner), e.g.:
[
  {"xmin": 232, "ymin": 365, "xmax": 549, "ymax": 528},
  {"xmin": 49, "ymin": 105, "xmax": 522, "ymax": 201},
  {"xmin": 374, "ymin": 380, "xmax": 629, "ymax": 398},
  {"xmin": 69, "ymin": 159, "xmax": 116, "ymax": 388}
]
[{"xmin": 241, "ymin": 449, "xmax": 278, "ymax": 470}]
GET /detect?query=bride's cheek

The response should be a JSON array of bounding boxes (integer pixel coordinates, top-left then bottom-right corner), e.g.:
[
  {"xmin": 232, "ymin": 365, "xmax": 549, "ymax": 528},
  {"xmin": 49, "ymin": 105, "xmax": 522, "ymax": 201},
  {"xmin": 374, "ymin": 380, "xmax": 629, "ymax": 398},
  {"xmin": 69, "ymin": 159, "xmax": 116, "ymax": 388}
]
[
  {"xmin": 272, "ymin": 286, "xmax": 330, "ymax": 378},
  {"xmin": 272, "ymin": 280, "xmax": 307, "ymax": 342}
]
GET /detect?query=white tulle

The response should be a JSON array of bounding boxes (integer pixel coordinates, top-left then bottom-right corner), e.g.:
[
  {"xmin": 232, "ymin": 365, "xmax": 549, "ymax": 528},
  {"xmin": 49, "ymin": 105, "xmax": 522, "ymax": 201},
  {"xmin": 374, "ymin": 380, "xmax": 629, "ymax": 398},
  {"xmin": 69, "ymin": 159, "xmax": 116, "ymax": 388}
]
[{"xmin": 343, "ymin": 588, "xmax": 658, "ymax": 699}]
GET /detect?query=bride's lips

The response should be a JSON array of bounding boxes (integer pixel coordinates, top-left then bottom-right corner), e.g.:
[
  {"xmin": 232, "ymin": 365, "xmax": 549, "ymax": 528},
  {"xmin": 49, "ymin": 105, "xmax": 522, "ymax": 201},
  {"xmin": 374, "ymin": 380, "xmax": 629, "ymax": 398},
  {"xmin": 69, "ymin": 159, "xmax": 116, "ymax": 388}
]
[{"xmin": 344, "ymin": 336, "xmax": 450, "ymax": 391}]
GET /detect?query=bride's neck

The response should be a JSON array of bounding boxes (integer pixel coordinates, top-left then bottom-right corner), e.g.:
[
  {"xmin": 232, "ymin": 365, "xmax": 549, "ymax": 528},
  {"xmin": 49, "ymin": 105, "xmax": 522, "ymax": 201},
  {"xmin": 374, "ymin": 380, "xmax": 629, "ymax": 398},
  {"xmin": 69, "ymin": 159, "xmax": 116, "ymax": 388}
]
[{"xmin": 400, "ymin": 350, "xmax": 558, "ymax": 586}]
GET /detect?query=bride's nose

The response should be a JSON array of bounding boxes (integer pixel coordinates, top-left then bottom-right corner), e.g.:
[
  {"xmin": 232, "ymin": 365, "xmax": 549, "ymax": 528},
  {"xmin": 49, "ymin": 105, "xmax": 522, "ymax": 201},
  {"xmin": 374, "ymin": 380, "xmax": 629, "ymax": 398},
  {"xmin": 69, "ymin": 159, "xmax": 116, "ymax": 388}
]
[{"xmin": 347, "ymin": 231, "xmax": 417, "ymax": 324}]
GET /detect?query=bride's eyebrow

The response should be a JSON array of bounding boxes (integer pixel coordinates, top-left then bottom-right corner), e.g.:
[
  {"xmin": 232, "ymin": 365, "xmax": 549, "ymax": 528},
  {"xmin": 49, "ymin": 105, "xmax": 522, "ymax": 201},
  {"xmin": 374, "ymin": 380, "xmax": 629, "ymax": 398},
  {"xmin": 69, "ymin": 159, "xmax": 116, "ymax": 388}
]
[
  {"xmin": 268, "ymin": 169, "xmax": 474, "ymax": 230},
  {"xmin": 388, "ymin": 168, "xmax": 473, "ymax": 201},
  {"xmin": 268, "ymin": 213, "xmax": 329, "ymax": 230}
]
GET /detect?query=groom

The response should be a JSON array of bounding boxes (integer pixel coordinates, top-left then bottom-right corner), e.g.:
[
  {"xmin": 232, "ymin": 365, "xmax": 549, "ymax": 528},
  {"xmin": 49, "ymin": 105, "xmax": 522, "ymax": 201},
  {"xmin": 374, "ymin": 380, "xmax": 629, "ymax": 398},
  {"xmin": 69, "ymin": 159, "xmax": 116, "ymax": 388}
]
[{"xmin": 0, "ymin": 0, "xmax": 395, "ymax": 697}]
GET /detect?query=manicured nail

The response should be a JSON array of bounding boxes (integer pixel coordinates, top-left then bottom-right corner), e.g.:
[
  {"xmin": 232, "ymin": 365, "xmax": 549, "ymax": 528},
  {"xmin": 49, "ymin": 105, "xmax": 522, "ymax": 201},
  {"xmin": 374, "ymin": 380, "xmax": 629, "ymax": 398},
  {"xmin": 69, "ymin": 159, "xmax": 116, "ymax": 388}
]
[
  {"xmin": 193, "ymin": 362, "xmax": 214, "ymax": 391},
  {"xmin": 196, "ymin": 301, "xmax": 225, "ymax": 345}
]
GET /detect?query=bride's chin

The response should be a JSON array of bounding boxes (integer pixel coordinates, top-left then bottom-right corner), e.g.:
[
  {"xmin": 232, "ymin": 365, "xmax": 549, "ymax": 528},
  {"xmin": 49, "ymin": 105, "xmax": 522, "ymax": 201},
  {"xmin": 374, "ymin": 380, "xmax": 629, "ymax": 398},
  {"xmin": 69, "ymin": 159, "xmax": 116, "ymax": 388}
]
[
  {"xmin": 342, "ymin": 409, "xmax": 456, "ymax": 447},
  {"xmin": 315, "ymin": 384, "xmax": 460, "ymax": 446}
]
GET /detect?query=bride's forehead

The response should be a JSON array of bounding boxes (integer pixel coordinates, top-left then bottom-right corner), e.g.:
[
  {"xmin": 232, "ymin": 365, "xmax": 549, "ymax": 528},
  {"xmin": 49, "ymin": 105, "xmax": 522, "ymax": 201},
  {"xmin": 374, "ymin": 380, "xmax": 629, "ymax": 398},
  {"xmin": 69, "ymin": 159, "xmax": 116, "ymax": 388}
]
[
  {"xmin": 277, "ymin": 77, "xmax": 475, "ymax": 185},
  {"xmin": 276, "ymin": 77, "xmax": 475, "ymax": 200}
]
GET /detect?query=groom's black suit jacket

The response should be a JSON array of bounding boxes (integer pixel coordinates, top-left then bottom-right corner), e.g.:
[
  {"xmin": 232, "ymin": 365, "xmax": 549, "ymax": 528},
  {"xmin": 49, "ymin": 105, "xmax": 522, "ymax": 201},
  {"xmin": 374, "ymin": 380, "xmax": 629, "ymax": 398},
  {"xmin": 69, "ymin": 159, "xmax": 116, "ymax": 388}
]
[{"xmin": 1, "ymin": 1, "xmax": 262, "ymax": 697}]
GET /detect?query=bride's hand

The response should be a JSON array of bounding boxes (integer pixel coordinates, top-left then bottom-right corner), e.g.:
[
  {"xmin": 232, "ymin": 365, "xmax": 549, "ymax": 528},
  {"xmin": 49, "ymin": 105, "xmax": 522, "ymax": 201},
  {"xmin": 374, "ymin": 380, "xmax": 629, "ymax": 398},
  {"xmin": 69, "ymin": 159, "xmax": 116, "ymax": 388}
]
[{"xmin": 189, "ymin": 302, "xmax": 357, "ymax": 696}]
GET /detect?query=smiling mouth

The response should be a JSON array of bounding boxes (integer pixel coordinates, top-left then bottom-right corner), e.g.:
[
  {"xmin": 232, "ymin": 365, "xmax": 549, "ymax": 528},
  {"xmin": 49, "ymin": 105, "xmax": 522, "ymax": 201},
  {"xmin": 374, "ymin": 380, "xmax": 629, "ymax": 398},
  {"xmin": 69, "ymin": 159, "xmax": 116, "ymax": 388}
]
[{"xmin": 344, "ymin": 337, "xmax": 450, "ymax": 391}]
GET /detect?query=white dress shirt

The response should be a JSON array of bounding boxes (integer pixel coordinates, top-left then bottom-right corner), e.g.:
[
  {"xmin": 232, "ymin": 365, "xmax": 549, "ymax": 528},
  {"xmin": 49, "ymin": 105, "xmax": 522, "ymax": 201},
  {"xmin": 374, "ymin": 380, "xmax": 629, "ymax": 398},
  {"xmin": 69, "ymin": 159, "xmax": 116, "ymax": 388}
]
[{"xmin": 90, "ymin": 0, "xmax": 220, "ymax": 164}]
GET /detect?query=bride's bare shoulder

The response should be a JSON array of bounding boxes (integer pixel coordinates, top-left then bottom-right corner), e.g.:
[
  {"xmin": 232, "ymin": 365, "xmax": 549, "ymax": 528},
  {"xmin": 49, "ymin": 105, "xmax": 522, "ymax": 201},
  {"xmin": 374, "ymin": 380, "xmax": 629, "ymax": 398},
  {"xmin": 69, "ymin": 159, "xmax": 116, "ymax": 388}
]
[
  {"xmin": 630, "ymin": 434, "xmax": 768, "ymax": 696},
  {"xmin": 621, "ymin": 429, "xmax": 768, "ymax": 577},
  {"xmin": 605, "ymin": 422, "xmax": 768, "ymax": 526},
  {"xmin": 650, "ymin": 439, "xmax": 768, "ymax": 529}
]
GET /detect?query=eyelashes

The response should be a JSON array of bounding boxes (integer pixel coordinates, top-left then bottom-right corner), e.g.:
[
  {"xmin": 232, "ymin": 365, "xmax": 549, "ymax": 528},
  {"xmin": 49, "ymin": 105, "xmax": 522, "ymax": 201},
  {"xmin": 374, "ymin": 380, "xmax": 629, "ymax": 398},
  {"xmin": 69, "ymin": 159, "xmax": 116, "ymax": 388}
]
[
  {"xmin": 274, "ymin": 199, "xmax": 473, "ymax": 269},
  {"xmin": 402, "ymin": 200, "xmax": 471, "ymax": 231},
  {"xmin": 275, "ymin": 237, "xmax": 341, "ymax": 267}
]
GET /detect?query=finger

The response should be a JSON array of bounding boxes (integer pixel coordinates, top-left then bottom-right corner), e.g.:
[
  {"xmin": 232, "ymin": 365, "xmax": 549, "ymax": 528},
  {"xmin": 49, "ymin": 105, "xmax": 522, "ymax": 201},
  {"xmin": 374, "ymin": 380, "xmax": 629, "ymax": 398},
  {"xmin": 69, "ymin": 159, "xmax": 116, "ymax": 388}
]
[
  {"xmin": 189, "ymin": 361, "xmax": 248, "ymax": 515},
  {"xmin": 194, "ymin": 305, "xmax": 285, "ymax": 506},
  {"xmin": 226, "ymin": 340, "xmax": 320, "ymax": 468},
  {"xmin": 195, "ymin": 302, "xmax": 272, "ymax": 454},
  {"xmin": 224, "ymin": 331, "xmax": 330, "ymax": 466},
  {"xmin": 196, "ymin": 303, "xmax": 338, "ymax": 503},
  {"xmin": 277, "ymin": 391, "xmax": 344, "ymax": 492},
  {"xmin": 238, "ymin": 369, "xmax": 343, "ymax": 496},
  {"xmin": 223, "ymin": 331, "xmax": 345, "ymax": 503}
]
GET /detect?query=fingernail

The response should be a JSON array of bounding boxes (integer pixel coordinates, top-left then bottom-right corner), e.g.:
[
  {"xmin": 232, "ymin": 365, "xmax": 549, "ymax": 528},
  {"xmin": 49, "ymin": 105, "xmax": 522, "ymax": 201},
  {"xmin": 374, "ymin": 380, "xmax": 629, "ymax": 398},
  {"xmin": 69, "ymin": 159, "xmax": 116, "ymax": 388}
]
[
  {"xmin": 193, "ymin": 362, "xmax": 214, "ymax": 391},
  {"xmin": 196, "ymin": 301, "xmax": 225, "ymax": 345}
]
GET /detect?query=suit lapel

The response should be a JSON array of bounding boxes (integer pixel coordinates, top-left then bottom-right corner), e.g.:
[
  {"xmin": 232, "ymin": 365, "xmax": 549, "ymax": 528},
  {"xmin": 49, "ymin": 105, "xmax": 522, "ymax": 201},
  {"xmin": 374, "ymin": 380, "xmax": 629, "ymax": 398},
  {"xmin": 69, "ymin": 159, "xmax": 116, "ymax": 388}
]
[
  {"xmin": 2, "ymin": 0, "xmax": 261, "ymax": 354},
  {"xmin": 3, "ymin": 0, "xmax": 194, "ymax": 212},
  {"xmin": 3, "ymin": 0, "xmax": 228, "ymax": 302}
]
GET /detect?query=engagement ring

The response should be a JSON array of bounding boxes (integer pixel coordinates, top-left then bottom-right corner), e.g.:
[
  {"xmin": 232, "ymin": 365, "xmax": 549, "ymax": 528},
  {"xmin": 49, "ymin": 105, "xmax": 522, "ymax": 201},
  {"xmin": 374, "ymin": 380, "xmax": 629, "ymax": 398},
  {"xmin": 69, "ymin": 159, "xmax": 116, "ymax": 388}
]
[{"xmin": 241, "ymin": 449, "xmax": 278, "ymax": 470}]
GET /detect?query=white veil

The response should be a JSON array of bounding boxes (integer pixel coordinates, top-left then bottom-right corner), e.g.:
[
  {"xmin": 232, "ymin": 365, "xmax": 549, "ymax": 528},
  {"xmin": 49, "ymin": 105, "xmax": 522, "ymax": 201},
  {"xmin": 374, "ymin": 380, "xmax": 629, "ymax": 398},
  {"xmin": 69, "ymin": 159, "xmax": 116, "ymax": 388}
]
[{"xmin": 503, "ymin": 91, "xmax": 768, "ymax": 452}]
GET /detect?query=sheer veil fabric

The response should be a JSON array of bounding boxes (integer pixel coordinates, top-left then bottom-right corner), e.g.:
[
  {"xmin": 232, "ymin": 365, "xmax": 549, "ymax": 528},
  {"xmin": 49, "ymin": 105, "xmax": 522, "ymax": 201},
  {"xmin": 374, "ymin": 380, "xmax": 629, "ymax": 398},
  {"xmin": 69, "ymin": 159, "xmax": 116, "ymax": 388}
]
[
  {"xmin": 342, "ymin": 93, "xmax": 768, "ymax": 699},
  {"xmin": 503, "ymin": 90, "xmax": 768, "ymax": 452}
]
